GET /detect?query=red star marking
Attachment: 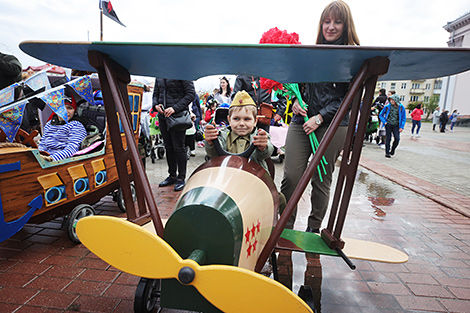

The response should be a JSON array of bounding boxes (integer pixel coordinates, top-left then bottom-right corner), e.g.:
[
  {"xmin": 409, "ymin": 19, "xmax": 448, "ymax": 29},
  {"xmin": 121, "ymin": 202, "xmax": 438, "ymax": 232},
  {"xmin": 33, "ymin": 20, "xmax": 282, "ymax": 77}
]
[
  {"xmin": 256, "ymin": 220, "xmax": 261, "ymax": 233},
  {"xmin": 245, "ymin": 228, "xmax": 251, "ymax": 243},
  {"xmin": 252, "ymin": 239, "xmax": 258, "ymax": 252},
  {"xmin": 246, "ymin": 243, "xmax": 252, "ymax": 257},
  {"xmin": 251, "ymin": 224, "xmax": 256, "ymax": 238}
]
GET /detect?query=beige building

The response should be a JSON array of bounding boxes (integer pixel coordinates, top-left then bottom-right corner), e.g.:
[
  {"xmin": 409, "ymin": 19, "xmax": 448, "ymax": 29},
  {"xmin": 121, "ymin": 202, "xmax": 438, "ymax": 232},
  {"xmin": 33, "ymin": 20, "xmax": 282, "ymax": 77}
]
[{"xmin": 374, "ymin": 12, "xmax": 470, "ymax": 116}]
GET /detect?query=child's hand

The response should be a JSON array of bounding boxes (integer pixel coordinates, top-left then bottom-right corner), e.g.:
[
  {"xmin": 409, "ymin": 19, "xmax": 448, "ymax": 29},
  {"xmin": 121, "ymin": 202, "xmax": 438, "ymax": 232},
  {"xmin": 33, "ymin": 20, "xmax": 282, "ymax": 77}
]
[
  {"xmin": 253, "ymin": 129, "xmax": 268, "ymax": 151},
  {"xmin": 204, "ymin": 123, "xmax": 218, "ymax": 145}
]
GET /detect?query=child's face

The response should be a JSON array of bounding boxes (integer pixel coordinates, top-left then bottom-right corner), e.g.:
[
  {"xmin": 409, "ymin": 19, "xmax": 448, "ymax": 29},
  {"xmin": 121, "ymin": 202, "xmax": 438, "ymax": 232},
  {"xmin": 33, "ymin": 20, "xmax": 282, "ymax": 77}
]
[
  {"xmin": 65, "ymin": 104, "xmax": 76, "ymax": 121},
  {"xmin": 229, "ymin": 107, "xmax": 256, "ymax": 136}
]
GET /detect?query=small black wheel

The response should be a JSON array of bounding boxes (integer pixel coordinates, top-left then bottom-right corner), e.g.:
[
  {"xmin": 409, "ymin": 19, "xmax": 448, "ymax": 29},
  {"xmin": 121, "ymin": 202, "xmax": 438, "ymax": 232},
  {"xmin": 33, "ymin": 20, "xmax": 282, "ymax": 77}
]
[
  {"xmin": 157, "ymin": 147, "xmax": 165, "ymax": 159},
  {"xmin": 298, "ymin": 285, "xmax": 316, "ymax": 312},
  {"xmin": 117, "ymin": 183, "xmax": 136, "ymax": 213},
  {"xmin": 65, "ymin": 204, "xmax": 95, "ymax": 243},
  {"xmin": 279, "ymin": 154, "xmax": 285, "ymax": 163},
  {"xmin": 134, "ymin": 278, "xmax": 161, "ymax": 313}
]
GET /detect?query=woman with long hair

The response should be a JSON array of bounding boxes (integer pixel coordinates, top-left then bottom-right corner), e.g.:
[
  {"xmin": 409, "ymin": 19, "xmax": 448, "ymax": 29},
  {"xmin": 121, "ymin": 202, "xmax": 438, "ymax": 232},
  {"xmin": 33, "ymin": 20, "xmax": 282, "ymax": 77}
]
[
  {"xmin": 214, "ymin": 76, "xmax": 232, "ymax": 106},
  {"xmin": 281, "ymin": 0, "xmax": 359, "ymax": 233}
]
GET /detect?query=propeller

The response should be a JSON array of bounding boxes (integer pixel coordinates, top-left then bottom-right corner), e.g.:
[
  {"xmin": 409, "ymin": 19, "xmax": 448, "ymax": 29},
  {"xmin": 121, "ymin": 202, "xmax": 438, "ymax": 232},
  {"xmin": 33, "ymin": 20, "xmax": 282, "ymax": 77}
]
[{"xmin": 76, "ymin": 216, "xmax": 312, "ymax": 313}]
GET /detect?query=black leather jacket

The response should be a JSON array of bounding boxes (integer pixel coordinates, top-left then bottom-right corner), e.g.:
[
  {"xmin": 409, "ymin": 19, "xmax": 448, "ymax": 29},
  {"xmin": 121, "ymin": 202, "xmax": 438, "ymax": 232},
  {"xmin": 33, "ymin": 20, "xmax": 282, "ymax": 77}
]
[
  {"xmin": 232, "ymin": 75, "xmax": 287, "ymax": 117},
  {"xmin": 152, "ymin": 78, "xmax": 196, "ymax": 115},
  {"xmin": 292, "ymin": 82, "xmax": 350, "ymax": 126}
]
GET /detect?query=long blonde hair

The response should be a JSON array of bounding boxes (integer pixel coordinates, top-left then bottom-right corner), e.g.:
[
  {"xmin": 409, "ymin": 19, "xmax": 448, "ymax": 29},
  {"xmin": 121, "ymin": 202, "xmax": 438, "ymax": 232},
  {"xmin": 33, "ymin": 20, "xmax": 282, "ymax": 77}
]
[{"xmin": 316, "ymin": 0, "xmax": 360, "ymax": 46}]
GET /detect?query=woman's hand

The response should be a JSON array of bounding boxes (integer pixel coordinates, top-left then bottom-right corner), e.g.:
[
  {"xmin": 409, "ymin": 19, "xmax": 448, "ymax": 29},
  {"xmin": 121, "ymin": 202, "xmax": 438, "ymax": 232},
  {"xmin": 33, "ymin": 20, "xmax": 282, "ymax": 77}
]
[
  {"xmin": 164, "ymin": 107, "xmax": 175, "ymax": 117},
  {"xmin": 155, "ymin": 104, "xmax": 164, "ymax": 114},
  {"xmin": 303, "ymin": 116, "xmax": 321, "ymax": 135},
  {"xmin": 253, "ymin": 129, "xmax": 268, "ymax": 151},
  {"xmin": 204, "ymin": 123, "xmax": 218, "ymax": 145},
  {"xmin": 292, "ymin": 99, "xmax": 307, "ymax": 117}
]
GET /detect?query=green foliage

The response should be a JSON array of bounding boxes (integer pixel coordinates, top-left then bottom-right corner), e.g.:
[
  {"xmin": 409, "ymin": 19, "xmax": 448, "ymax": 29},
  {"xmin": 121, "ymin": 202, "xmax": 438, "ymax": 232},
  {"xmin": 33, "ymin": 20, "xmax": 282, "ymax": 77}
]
[
  {"xmin": 407, "ymin": 101, "xmax": 422, "ymax": 112},
  {"xmin": 424, "ymin": 95, "xmax": 440, "ymax": 121}
]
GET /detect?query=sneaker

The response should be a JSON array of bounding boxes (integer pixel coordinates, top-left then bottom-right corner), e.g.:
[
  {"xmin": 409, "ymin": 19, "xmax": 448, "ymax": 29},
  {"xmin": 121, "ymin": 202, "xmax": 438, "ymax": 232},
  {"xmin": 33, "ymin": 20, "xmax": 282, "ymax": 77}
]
[
  {"xmin": 385, "ymin": 153, "xmax": 391, "ymax": 158},
  {"xmin": 159, "ymin": 176, "xmax": 177, "ymax": 187},
  {"xmin": 415, "ymin": 134, "xmax": 421, "ymax": 138},
  {"xmin": 197, "ymin": 142, "xmax": 205, "ymax": 147},
  {"xmin": 174, "ymin": 180, "xmax": 185, "ymax": 191},
  {"xmin": 390, "ymin": 148, "xmax": 395, "ymax": 156},
  {"xmin": 306, "ymin": 227, "xmax": 320, "ymax": 234},
  {"xmin": 190, "ymin": 150, "xmax": 196, "ymax": 156}
]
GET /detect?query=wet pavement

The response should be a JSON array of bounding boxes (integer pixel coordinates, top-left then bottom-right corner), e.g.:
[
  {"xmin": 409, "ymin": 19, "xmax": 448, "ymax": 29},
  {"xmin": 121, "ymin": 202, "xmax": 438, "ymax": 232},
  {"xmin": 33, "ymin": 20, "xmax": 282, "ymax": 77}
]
[{"xmin": 0, "ymin": 124, "xmax": 469, "ymax": 312}]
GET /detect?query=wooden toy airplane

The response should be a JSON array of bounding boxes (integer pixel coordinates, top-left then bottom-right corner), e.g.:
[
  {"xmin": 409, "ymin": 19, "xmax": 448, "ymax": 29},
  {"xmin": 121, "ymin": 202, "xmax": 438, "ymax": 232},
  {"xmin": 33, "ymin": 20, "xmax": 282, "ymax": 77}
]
[{"xmin": 19, "ymin": 41, "xmax": 470, "ymax": 312}]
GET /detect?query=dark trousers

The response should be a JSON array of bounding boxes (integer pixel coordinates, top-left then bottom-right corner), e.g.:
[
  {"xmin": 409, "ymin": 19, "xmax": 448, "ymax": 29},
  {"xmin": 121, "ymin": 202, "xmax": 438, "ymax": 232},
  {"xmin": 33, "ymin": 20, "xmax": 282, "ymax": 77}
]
[
  {"xmin": 385, "ymin": 123, "xmax": 400, "ymax": 154},
  {"xmin": 411, "ymin": 120, "xmax": 421, "ymax": 134},
  {"xmin": 159, "ymin": 118, "xmax": 187, "ymax": 180}
]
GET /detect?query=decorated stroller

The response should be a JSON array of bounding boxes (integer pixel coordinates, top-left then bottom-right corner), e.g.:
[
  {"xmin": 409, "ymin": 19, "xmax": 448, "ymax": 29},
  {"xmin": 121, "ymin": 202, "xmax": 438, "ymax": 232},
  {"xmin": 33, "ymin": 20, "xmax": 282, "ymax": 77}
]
[
  {"xmin": 365, "ymin": 107, "xmax": 379, "ymax": 143},
  {"xmin": 148, "ymin": 110, "xmax": 165, "ymax": 163}
]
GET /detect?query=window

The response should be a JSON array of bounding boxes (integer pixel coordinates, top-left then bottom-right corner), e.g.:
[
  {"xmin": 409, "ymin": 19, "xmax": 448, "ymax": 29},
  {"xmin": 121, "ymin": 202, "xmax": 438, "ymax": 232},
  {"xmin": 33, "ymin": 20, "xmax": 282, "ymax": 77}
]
[
  {"xmin": 401, "ymin": 83, "xmax": 407, "ymax": 89},
  {"xmin": 400, "ymin": 95, "xmax": 405, "ymax": 102},
  {"xmin": 410, "ymin": 96, "xmax": 419, "ymax": 102},
  {"xmin": 390, "ymin": 83, "xmax": 396, "ymax": 90},
  {"xmin": 425, "ymin": 83, "xmax": 431, "ymax": 90},
  {"xmin": 381, "ymin": 82, "xmax": 386, "ymax": 89},
  {"xmin": 424, "ymin": 96, "xmax": 429, "ymax": 103},
  {"xmin": 434, "ymin": 80, "xmax": 442, "ymax": 90},
  {"xmin": 411, "ymin": 83, "xmax": 421, "ymax": 89}
]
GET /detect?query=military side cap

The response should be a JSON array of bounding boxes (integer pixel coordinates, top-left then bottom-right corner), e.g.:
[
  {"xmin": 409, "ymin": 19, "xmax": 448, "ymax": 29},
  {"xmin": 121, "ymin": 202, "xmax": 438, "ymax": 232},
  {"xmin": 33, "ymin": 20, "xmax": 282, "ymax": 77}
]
[{"xmin": 230, "ymin": 91, "xmax": 256, "ymax": 108}]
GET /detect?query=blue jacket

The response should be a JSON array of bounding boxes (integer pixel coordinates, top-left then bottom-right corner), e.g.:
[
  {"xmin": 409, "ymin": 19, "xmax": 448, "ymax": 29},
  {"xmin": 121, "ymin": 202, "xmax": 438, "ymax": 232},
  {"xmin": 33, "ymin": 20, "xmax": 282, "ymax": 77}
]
[{"xmin": 379, "ymin": 103, "xmax": 406, "ymax": 129}]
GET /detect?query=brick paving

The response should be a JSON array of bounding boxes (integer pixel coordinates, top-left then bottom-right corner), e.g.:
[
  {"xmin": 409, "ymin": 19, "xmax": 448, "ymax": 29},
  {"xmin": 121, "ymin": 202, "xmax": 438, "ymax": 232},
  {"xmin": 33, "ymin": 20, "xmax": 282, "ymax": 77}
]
[{"xmin": 0, "ymin": 124, "xmax": 469, "ymax": 312}]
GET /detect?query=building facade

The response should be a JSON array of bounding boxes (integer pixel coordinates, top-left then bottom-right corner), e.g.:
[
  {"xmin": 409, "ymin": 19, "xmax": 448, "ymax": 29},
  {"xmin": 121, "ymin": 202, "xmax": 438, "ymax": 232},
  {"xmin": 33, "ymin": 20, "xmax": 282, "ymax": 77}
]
[{"xmin": 374, "ymin": 12, "xmax": 470, "ymax": 116}]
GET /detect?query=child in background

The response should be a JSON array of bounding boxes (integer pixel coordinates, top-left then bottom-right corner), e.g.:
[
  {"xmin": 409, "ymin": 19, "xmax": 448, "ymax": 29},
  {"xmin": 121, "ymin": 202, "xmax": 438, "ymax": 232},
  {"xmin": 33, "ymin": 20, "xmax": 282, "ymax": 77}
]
[{"xmin": 38, "ymin": 96, "xmax": 87, "ymax": 161}]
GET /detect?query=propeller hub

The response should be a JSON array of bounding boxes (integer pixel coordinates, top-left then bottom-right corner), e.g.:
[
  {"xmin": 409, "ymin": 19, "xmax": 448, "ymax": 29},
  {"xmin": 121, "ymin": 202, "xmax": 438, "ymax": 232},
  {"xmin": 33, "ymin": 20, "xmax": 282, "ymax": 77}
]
[{"xmin": 178, "ymin": 266, "xmax": 195, "ymax": 284}]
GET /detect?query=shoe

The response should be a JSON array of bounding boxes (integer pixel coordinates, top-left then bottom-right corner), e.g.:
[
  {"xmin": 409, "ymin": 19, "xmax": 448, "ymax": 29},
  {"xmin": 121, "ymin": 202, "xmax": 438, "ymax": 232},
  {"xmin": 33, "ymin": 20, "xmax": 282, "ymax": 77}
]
[
  {"xmin": 174, "ymin": 180, "xmax": 185, "ymax": 191},
  {"xmin": 159, "ymin": 176, "xmax": 177, "ymax": 187},
  {"xmin": 190, "ymin": 150, "xmax": 196, "ymax": 156},
  {"xmin": 306, "ymin": 227, "xmax": 320, "ymax": 233},
  {"xmin": 385, "ymin": 153, "xmax": 391, "ymax": 158},
  {"xmin": 415, "ymin": 134, "xmax": 421, "ymax": 138},
  {"xmin": 390, "ymin": 148, "xmax": 395, "ymax": 156}
]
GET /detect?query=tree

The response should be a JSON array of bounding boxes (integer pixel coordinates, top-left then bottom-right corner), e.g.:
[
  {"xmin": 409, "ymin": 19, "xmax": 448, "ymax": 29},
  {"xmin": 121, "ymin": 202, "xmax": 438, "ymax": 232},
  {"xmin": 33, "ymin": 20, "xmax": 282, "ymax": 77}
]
[{"xmin": 423, "ymin": 94, "xmax": 440, "ymax": 121}]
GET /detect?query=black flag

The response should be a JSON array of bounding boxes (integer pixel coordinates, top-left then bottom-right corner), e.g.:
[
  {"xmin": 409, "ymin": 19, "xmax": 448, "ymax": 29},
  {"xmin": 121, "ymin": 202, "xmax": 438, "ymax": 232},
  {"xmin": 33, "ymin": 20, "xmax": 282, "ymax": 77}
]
[{"xmin": 100, "ymin": 0, "xmax": 125, "ymax": 27}]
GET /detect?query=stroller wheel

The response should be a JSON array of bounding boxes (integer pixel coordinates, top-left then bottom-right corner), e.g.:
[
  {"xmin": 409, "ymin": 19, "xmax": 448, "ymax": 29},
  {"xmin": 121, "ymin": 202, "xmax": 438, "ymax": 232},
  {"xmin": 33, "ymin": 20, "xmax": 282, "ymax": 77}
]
[{"xmin": 157, "ymin": 147, "xmax": 165, "ymax": 159}]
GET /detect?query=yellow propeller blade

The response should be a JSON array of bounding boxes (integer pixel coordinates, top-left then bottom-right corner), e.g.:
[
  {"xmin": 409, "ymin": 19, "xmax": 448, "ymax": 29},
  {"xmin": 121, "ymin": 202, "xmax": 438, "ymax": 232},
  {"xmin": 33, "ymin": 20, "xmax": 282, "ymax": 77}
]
[
  {"xmin": 76, "ymin": 216, "xmax": 312, "ymax": 313},
  {"xmin": 76, "ymin": 216, "xmax": 182, "ymax": 279},
  {"xmin": 193, "ymin": 265, "xmax": 313, "ymax": 313}
]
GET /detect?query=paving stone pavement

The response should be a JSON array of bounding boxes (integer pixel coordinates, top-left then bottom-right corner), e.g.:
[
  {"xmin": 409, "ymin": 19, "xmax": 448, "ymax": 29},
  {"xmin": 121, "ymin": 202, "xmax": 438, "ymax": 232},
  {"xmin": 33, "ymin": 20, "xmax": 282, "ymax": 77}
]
[{"xmin": 0, "ymin": 125, "xmax": 469, "ymax": 312}]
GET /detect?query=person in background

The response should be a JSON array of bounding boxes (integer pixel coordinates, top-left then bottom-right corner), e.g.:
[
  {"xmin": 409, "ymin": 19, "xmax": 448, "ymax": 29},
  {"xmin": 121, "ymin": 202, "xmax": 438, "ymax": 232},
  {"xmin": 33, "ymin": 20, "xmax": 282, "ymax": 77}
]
[
  {"xmin": 449, "ymin": 109, "xmax": 459, "ymax": 132},
  {"xmin": 373, "ymin": 88, "xmax": 387, "ymax": 145},
  {"xmin": 38, "ymin": 96, "xmax": 87, "ymax": 161},
  {"xmin": 204, "ymin": 98, "xmax": 218, "ymax": 123},
  {"xmin": 280, "ymin": 0, "xmax": 360, "ymax": 233},
  {"xmin": 0, "ymin": 52, "xmax": 22, "ymax": 89},
  {"xmin": 152, "ymin": 78, "xmax": 196, "ymax": 191},
  {"xmin": 432, "ymin": 106, "xmax": 440, "ymax": 132},
  {"xmin": 379, "ymin": 94, "xmax": 406, "ymax": 158},
  {"xmin": 410, "ymin": 103, "xmax": 423, "ymax": 138},
  {"xmin": 214, "ymin": 76, "xmax": 233, "ymax": 106},
  {"xmin": 440, "ymin": 110, "xmax": 449, "ymax": 133}
]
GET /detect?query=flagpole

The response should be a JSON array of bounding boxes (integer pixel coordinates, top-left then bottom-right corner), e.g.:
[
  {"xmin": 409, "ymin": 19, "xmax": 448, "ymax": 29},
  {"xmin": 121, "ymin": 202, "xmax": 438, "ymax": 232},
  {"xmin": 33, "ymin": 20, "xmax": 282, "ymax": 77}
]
[{"xmin": 100, "ymin": 7, "xmax": 103, "ymax": 41}]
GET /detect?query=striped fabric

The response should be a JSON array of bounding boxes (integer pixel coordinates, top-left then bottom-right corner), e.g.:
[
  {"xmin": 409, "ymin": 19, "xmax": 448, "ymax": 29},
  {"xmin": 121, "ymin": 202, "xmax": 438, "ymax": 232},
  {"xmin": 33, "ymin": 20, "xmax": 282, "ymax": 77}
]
[{"xmin": 38, "ymin": 120, "xmax": 87, "ymax": 161}]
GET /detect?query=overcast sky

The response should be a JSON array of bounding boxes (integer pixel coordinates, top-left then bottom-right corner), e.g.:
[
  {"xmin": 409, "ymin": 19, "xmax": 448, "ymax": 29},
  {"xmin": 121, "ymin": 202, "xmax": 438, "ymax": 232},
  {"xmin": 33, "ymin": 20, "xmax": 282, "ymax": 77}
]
[{"xmin": 1, "ymin": 0, "xmax": 468, "ymax": 91}]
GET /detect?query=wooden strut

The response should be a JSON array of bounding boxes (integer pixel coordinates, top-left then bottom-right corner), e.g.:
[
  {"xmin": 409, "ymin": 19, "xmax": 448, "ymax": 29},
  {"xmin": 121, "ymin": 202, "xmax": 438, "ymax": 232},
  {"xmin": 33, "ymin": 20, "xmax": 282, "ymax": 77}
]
[
  {"xmin": 255, "ymin": 56, "xmax": 390, "ymax": 273},
  {"xmin": 88, "ymin": 50, "xmax": 164, "ymax": 237}
]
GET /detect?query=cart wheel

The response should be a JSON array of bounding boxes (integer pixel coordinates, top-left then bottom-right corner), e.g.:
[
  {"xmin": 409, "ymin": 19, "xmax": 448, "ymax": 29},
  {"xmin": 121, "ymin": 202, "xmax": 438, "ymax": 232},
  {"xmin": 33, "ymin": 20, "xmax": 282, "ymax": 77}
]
[
  {"xmin": 298, "ymin": 285, "xmax": 316, "ymax": 312},
  {"xmin": 66, "ymin": 204, "xmax": 95, "ymax": 244},
  {"xmin": 157, "ymin": 147, "xmax": 165, "ymax": 159},
  {"xmin": 117, "ymin": 183, "xmax": 136, "ymax": 213},
  {"xmin": 134, "ymin": 278, "xmax": 161, "ymax": 313},
  {"xmin": 279, "ymin": 154, "xmax": 285, "ymax": 163}
]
